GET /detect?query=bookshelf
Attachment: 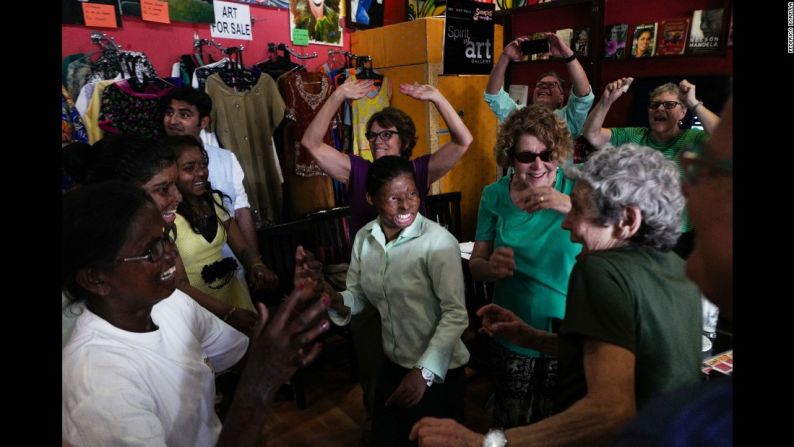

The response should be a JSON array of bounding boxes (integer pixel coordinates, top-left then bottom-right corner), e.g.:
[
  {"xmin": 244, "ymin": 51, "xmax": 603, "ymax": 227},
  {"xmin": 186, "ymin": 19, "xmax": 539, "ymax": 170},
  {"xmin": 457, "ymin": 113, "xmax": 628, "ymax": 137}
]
[{"xmin": 495, "ymin": 0, "xmax": 733, "ymax": 128}]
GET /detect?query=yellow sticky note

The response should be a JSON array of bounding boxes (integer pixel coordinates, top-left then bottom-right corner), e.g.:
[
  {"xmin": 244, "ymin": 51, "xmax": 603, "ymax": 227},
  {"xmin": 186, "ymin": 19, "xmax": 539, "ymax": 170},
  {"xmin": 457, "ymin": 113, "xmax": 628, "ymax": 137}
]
[
  {"xmin": 142, "ymin": 0, "xmax": 170, "ymax": 24},
  {"xmin": 82, "ymin": 3, "xmax": 118, "ymax": 29}
]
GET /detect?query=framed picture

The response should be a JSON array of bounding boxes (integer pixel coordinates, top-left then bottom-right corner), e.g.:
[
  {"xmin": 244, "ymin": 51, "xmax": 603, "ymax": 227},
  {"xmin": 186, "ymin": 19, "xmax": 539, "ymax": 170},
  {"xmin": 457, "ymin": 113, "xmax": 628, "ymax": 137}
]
[{"xmin": 346, "ymin": 0, "xmax": 384, "ymax": 28}]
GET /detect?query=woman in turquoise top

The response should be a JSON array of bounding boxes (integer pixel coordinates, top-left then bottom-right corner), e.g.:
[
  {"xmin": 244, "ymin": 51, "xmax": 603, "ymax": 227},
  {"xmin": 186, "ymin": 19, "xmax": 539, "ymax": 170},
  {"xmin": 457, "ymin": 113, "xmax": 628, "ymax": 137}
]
[{"xmin": 470, "ymin": 104, "xmax": 581, "ymax": 427}]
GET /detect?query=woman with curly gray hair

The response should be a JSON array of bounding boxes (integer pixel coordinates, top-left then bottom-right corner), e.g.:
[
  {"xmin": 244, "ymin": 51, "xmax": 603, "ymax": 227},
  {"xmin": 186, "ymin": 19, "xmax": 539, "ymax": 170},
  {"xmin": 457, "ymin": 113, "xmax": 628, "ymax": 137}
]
[
  {"xmin": 411, "ymin": 143, "xmax": 702, "ymax": 446},
  {"xmin": 469, "ymin": 103, "xmax": 582, "ymax": 427}
]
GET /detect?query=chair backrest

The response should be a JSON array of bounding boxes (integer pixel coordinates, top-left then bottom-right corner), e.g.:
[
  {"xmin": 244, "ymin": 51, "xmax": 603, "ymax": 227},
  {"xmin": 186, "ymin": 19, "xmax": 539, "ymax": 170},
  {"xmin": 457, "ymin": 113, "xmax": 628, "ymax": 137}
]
[
  {"xmin": 255, "ymin": 218, "xmax": 314, "ymax": 305},
  {"xmin": 424, "ymin": 192, "xmax": 463, "ymax": 241},
  {"xmin": 306, "ymin": 207, "xmax": 352, "ymax": 265}
]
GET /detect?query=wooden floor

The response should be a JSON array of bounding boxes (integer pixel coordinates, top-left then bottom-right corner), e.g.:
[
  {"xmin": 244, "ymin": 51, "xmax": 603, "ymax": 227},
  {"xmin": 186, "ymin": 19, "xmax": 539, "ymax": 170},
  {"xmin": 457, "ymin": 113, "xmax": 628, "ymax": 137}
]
[{"xmin": 260, "ymin": 334, "xmax": 494, "ymax": 447}]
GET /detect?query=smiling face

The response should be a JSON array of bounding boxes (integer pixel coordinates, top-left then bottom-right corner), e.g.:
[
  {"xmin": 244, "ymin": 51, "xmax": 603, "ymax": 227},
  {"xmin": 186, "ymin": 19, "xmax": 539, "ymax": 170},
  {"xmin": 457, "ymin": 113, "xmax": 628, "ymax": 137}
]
[
  {"xmin": 102, "ymin": 203, "xmax": 178, "ymax": 314},
  {"xmin": 369, "ymin": 172, "xmax": 420, "ymax": 241},
  {"xmin": 533, "ymin": 75, "xmax": 564, "ymax": 109},
  {"xmin": 140, "ymin": 163, "xmax": 182, "ymax": 225},
  {"xmin": 562, "ymin": 183, "xmax": 625, "ymax": 259},
  {"xmin": 309, "ymin": 0, "xmax": 325, "ymax": 19},
  {"xmin": 647, "ymin": 91, "xmax": 686, "ymax": 137},
  {"xmin": 512, "ymin": 133, "xmax": 558, "ymax": 188},
  {"xmin": 368, "ymin": 122, "xmax": 403, "ymax": 159},
  {"xmin": 163, "ymin": 100, "xmax": 208, "ymax": 138},
  {"xmin": 175, "ymin": 145, "xmax": 209, "ymax": 199}
]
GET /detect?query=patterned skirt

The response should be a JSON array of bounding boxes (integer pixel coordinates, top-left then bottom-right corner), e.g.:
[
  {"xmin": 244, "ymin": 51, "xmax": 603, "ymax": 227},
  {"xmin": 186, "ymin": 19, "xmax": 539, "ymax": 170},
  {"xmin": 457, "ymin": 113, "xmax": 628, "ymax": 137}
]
[{"xmin": 489, "ymin": 339, "xmax": 558, "ymax": 428}]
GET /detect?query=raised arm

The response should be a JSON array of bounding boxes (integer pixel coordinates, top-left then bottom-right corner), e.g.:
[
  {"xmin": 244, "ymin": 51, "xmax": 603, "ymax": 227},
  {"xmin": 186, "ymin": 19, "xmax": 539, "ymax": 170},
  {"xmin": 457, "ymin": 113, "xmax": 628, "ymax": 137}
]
[
  {"xmin": 400, "ymin": 83, "xmax": 473, "ymax": 184},
  {"xmin": 583, "ymin": 77, "xmax": 634, "ymax": 148},
  {"xmin": 486, "ymin": 37, "xmax": 525, "ymax": 94},
  {"xmin": 678, "ymin": 79, "xmax": 720, "ymax": 135},
  {"xmin": 301, "ymin": 79, "xmax": 374, "ymax": 183},
  {"xmin": 546, "ymin": 32, "xmax": 590, "ymax": 97},
  {"xmin": 218, "ymin": 276, "xmax": 330, "ymax": 447}
]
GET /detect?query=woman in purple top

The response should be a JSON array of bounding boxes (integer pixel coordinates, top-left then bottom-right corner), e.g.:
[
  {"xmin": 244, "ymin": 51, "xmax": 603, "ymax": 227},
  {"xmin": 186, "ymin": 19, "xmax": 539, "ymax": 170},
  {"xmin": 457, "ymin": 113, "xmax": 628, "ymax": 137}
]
[{"xmin": 302, "ymin": 79, "xmax": 473, "ymax": 237}]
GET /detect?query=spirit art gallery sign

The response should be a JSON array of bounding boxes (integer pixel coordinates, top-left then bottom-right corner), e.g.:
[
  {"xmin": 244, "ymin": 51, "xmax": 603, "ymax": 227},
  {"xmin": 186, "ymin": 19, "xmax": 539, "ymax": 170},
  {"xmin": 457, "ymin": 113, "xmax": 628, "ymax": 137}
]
[{"xmin": 443, "ymin": 0, "xmax": 495, "ymax": 75}]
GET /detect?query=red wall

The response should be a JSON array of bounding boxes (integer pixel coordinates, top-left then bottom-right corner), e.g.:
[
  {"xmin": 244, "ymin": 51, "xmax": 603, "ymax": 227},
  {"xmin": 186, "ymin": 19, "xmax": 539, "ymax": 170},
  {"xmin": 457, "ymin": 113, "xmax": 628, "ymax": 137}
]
[{"xmin": 62, "ymin": 5, "xmax": 354, "ymax": 76}]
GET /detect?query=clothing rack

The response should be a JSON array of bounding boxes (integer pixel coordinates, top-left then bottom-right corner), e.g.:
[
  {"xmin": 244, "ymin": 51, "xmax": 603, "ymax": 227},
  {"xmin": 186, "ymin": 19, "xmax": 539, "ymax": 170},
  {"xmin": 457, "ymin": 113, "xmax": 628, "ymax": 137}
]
[
  {"xmin": 194, "ymin": 35, "xmax": 245, "ymax": 55},
  {"xmin": 90, "ymin": 32, "xmax": 121, "ymax": 52},
  {"xmin": 270, "ymin": 43, "xmax": 317, "ymax": 60}
]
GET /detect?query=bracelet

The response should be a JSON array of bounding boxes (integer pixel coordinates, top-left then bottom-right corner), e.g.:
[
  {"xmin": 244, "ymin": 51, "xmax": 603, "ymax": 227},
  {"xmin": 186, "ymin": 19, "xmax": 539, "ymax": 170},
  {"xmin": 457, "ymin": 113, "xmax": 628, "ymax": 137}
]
[
  {"xmin": 562, "ymin": 53, "xmax": 576, "ymax": 63},
  {"xmin": 690, "ymin": 101, "xmax": 703, "ymax": 110},
  {"xmin": 249, "ymin": 262, "xmax": 267, "ymax": 270},
  {"xmin": 223, "ymin": 306, "xmax": 238, "ymax": 322}
]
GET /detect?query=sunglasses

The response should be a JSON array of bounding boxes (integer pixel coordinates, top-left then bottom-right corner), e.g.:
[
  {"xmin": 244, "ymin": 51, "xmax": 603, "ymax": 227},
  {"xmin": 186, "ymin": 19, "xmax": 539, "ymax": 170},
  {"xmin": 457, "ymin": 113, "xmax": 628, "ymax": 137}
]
[
  {"xmin": 513, "ymin": 150, "xmax": 557, "ymax": 164},
  {"xmin": 648, "ymin": 101, "xmax": 682, "ymax": 110},
  {"xmin": 117, "ymin": 226, "xmax": 177, "ymax": 263},
  {"xmin": 365, "ymin": 130, "xmax": 398, "ymax": 142},
  {"xmin": 680, "ymin": 145, "xmax": 732, "ymax": 185}
]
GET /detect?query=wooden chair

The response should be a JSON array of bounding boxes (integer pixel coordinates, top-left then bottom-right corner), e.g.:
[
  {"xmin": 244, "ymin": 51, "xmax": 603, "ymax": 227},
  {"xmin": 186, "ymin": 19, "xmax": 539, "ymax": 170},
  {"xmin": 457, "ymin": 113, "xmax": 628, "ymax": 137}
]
[
  {"xmin": 424, "ymin": 191, "xmax": 463, "ymax": 241},
  {"xmin": 254, "ymin": 218, "xmax": 314, "ymax": 409},
  {"xmin": 306, "ymin": 207, "xmax": 352, "ymax": 266}
]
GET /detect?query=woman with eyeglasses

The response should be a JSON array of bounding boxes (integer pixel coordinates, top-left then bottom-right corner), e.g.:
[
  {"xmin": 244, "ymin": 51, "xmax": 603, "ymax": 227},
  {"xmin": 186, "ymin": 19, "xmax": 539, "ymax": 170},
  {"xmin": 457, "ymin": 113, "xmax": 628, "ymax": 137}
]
[
  {"xmin": 61, "ymin": 135, "xmax": 264, "ymax": 341},
  {"xmin": 165, "ymin": 135, "xmax": 278, "ymax": 315},
  {"xmin": 302, "ymin": 80, "xmax": 473, "ymax": 238},
  {"xmin": 469, "ymin": 104, "xmax": 582, "ymax": 428},
  {"xmin": 582, "ymin": 78, "xmax": 721, "ymax": 257},
  {"xmin": 62, "ymin": 181, "xmax": 331, "ymax": 447}
]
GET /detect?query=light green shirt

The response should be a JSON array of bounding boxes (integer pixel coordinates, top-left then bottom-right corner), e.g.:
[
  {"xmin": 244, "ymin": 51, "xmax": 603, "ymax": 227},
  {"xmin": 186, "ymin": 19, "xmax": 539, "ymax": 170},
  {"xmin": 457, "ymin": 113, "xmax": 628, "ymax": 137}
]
[
  {"xmin": 610, "ymin": 127, "xmax": 706, "ymax": 233},
  {"xmin": 483, "ymin": 86, "xmax": 595, "ymax": 138},
  {"xmin": 329, "ymin": 213, "xmax": 470, "ymax": 381}
]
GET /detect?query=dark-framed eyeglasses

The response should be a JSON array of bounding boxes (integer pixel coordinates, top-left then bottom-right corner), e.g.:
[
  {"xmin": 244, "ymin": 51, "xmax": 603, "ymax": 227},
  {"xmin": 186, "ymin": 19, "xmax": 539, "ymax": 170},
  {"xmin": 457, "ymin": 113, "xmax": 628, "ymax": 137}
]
[
  {"xmin": 680, "ymin": 145, "xmax": 732, "ymax": 185},
  {"xmin": 648, "ymin": 101, "xmax": 682, "ymax": 110},
  {"xmin": 535, "ymin": 81, "xmax": 561, "ymax": 90},
  {"xmin": 513, "ymin": 150, "xmax": 558, "ymax": 164},
  {"xmin": 365, "ymin": 130, "xmax": 398, "ymax": 142},
  {"xmin": 117, "ymin": 226, "xmax": 177, "ymax": 263}
]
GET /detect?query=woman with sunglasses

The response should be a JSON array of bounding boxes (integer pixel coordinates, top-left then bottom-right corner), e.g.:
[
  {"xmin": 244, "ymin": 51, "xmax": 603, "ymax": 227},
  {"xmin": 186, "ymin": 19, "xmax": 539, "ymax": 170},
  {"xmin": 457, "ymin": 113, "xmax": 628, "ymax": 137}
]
[
  {"xmin": 469, "ymin": 104, "xmax": 582, "ymax": 428},
  {"xmin": 582, "ymin": 78, "xmax": 721, "ymax": 257},
  {"xmin": 62, "ymin": 181, "xmax": 331, "ymax": 447}
]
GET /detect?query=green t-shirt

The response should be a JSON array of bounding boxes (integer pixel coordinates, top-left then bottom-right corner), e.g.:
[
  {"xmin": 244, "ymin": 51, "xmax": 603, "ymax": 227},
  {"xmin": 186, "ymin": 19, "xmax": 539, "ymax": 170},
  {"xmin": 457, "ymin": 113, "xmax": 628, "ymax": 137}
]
[
  {"xmin": 556, "ymin": 246, "xmax": 702, "ymax": 413},
  {"xmin": 610, "ymin": 127, "xmax": 707, "ymax": 233},
  {"xmin": 475, "ymin": 169, "xmax": 582, "ymax": 357}
]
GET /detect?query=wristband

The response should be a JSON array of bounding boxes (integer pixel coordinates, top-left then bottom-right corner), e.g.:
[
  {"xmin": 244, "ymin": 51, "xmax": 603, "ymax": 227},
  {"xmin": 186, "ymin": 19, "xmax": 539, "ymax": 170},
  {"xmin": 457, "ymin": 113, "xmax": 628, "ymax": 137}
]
[
  {"xmin": 562, "ymin": 53, "xmax": 576, "ymax": 63},
  {"xmin": 223, "ymin": 306, "xmax": 238, "ymax": 322}
]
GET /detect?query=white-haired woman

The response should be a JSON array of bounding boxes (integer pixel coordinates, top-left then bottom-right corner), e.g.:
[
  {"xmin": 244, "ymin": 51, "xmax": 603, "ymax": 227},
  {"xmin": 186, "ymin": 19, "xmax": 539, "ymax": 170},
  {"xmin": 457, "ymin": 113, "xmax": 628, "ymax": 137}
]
[{"xmin": 411, "ymin": 144, "xmax": 703, "ymax": 447}]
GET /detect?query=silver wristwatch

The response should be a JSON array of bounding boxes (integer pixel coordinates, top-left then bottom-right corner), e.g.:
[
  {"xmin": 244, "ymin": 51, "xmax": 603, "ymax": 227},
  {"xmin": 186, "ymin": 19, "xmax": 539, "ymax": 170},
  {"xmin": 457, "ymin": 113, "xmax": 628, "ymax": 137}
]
[
  {"xmin": 418, "ymin": 366, "xmax": 434, "ymax": 387},
  {"xmin": 483, "ymin": 428, "xmax": 508, "ymax": 447}
]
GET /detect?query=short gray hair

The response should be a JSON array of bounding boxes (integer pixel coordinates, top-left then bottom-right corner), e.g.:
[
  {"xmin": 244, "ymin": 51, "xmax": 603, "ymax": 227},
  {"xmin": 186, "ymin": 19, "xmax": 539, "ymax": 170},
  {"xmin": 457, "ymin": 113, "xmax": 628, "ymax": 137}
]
[{"xmin": 564, "ymin": 144, "xmax": 684, "ymax": 250}]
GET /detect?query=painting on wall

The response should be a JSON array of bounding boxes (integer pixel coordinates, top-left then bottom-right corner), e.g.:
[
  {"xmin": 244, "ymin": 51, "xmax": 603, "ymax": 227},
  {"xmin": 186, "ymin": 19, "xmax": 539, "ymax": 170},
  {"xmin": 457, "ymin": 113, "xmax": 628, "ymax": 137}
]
[
  {"xmin": 407, "ymin": 0, "xmax": 446, "ymax": 20},
  {"xmin": 346, "ymin": 0, "xmax": 384, "ymax": 28},
  {"xmin": 289, "ymin": 0, "xmax": 344, "ymax": 46},
  {"xmin": 120, "ymin": 0, "xmax": 216, "ymax": 24}
]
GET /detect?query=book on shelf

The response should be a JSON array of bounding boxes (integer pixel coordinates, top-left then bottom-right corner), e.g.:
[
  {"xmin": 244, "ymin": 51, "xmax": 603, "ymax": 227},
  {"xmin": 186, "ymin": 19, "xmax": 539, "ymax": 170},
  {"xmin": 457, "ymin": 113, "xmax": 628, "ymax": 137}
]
[
  {"xmin": 508, "ymin": 84, "xmax": 529, "ymax": 107},
  {"xmin": 573, "ymin": 27, "xmax": 589, "ymax": 58},
  {"xmin": 555, "ymin": 28, "xmax": 573, "ymax": 49},
  {"xmin": 631, "ymin": 22, "xmax": 657, "ymax": 58},
  {"xmin": 603, "ymin": 23, "xmax": 628, "ymax": 60},
  {"xmin": 656, "ymin": 17, "xmax": 690, "ymax": 56},
  {"xmin": 687, "ymin": 8, "xmax": 724, "ymax": 55}
]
